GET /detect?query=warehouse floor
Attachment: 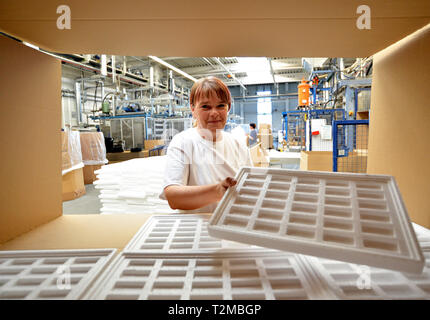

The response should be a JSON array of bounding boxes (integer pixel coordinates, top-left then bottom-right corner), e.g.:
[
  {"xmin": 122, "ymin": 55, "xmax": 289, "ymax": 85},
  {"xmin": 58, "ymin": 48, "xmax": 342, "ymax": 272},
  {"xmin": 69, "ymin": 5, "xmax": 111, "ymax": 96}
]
[{"xmin": 63, "ymin": 184, "xmax": 101, "ymax": 215}]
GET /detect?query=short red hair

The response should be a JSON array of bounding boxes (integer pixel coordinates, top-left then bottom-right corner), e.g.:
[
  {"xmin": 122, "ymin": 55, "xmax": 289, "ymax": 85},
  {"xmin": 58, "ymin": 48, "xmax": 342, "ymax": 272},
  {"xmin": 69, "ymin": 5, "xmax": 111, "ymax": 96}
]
[{"xmin": 190, "ymin": 76, "xmax": 231, "ymax": 108}]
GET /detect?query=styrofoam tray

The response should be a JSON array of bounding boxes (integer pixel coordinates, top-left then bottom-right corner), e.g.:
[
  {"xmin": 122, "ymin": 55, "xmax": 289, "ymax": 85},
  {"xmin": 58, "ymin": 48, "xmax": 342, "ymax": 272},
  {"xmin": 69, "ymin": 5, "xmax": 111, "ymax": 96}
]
[
  {"xmin": 208, "ymin": 167, "xmax": 425, "ymax": 274},
  {"xmin": 302, "ymin": 248, "xmax": 430, "ymax": 299},
  {"xmin": 0, "ymin": 249, "xmax": 116, "ymax": 300},
  {"xmin": 124, "ymin": 215, "xmax": 271, "ymax": 253},
  {"xmin": 85, "ymin": 251, "xmax": 334, "ymax": 300},
  {"xmin": 413, "ymin": 223, "xmax": 430, "ymax": 249}
]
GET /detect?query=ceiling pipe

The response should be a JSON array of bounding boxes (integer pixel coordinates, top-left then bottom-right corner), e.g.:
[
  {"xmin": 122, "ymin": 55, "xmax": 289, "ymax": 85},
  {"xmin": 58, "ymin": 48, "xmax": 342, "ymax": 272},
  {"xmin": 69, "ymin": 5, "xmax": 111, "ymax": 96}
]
[
  {"xmin": 41, "ymin": 50, "xmax": 149, "ymax": 87},
  {"xmin": 213, "ymin": 57, "xmax": 247, "ymax": 91},
  {"xmin": 268, "ymin": 58, "xmax": 279, "ymax": 95},
  {"xmin": 232, "ymin": 93, "xmax": 297, "ymax": 100}
]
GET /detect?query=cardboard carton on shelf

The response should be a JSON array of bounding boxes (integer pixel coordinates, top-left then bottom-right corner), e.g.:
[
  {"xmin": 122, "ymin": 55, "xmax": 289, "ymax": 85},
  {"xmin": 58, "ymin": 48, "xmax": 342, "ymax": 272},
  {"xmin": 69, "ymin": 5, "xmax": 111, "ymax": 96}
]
[
  {"xmin": 258, "ymin": 133, "xmax": 273, "ymax": 149},
  {"xmin": 300, "ymin": 150, "xmax": 368, "ymax": 174},
  {"xmin": 144, "ymin": 139, "xmax": 165, "ymax": 151},
  {"xmin": 250, "ymin": 143, "xmax": 269, "ymax": 167},
  {"xmin": 106, "ymin": 150, "xmax": 149, "ymax": 162},
  {"xmin": 300, "ymin": 151, "xmax": 332, "ymax": 172},
  {"xmin": 337, "ymin": 151, "xmax": 368, "ymax": 174}
]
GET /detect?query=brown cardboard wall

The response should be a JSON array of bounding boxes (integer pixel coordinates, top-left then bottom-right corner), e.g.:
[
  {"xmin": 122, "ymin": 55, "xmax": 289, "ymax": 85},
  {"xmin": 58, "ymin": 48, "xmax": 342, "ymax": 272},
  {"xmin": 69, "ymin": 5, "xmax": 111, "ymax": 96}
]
[
  {"xmin": 1, "ymin": 1, "xmax": 429, "ymax": 57},
  {"xmin": 368, "ymin": 24, "xmax": 430, "ymax": 228},
  {"xmin": 0, "ymin": 35, "xmax": 62, "ymax": 243}
]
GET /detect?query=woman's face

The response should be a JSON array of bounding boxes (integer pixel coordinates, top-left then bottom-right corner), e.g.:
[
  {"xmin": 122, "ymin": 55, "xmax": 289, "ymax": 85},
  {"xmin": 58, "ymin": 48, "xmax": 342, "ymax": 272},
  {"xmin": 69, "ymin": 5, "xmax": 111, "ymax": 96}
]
[{"xmin": 191, "ymin": 92, "xmax": 230, "ymax": 135}]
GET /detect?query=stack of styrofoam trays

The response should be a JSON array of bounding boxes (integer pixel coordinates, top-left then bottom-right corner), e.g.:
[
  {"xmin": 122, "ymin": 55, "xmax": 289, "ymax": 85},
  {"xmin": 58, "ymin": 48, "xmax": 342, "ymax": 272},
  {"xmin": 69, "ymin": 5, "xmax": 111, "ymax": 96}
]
[
  {"xmin": 84, "ymin": 215, "xmax": 430, "ymax": 300},
  {"xmin": 123, "ymin": 215, "xmax": 274, "ymax": 253},
  {"xmin": 301, "ymin": 248, "xmax": 430, "ymax": 300},
  {"xmin": 85, "ymin": 214, "xmax": 334, "ymax": 300},
  {"xmin": 0, "ymin": 249, "xmax": 115, "ymax": 300},
  {"xmin": 84, "ymin": 251, "xmax": 334, "ymax": 300},
  {"xmin": 93, "ymin": 157, "xmax": 175, "ymax": 214},
  {"xmin": 208, "ymin": 167, "xmax": 426, "ymax": 274}
]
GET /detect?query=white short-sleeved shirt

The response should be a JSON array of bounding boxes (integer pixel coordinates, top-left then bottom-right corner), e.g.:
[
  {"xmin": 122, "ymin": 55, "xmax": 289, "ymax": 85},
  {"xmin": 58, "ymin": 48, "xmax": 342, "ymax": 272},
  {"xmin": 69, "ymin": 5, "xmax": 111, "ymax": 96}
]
[{"xmin": 159, "ymin": 127, "xmax": 252, "ymax": 213}]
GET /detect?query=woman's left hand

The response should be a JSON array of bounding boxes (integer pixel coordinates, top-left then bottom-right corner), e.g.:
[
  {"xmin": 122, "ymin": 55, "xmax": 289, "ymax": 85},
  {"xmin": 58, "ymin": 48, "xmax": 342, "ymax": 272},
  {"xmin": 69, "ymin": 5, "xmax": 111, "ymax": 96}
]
[{"xmin": 216, "ymin": 177, "xmax": 237, "ymax": 200}]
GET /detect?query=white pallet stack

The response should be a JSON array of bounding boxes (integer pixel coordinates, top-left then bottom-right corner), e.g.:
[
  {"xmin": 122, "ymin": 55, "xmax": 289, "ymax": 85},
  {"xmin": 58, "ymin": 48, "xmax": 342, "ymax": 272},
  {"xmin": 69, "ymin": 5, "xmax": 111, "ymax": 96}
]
[{"xmin": 94, "ymin": 156, "xmax": 176, "ymax": 214}]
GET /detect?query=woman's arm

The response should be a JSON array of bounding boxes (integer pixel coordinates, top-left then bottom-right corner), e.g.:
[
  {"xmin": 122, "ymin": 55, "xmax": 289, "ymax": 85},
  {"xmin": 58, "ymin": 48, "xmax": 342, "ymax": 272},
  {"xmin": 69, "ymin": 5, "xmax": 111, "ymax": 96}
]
[{"xmin": 164, "ymin": 177, "xmax": 237, "ymax": 210}]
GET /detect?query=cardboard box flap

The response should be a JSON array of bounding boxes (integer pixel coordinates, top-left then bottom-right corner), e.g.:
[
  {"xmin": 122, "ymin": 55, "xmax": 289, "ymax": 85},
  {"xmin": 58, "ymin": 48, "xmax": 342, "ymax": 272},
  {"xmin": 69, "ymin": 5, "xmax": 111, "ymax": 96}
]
[{"xmin": 0, "ymin": 1, "xmax": 429, "ymax": 56}]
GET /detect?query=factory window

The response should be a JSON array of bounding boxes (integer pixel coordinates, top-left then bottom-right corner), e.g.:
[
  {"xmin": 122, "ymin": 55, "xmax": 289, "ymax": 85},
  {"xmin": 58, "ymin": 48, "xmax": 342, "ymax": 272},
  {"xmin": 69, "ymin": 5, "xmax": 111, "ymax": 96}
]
[{"xmin": 257, "ymin": 91, "xmax": 272, "ymax": 128}]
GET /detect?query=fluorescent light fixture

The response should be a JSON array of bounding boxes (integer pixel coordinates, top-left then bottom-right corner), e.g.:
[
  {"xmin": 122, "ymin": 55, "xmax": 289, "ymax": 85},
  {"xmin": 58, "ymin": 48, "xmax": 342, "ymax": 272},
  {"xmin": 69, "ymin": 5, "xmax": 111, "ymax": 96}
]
[
  {"xmin": 111, "ymin": 55, "xmax": 116, "ymax": 80},
  {"xmin": 23, "ymin": 41, "xmax": 39, "ymax": 51},
  {"xmin": 148, "ymin": 56, "xmax": 197, "ymax": 82},
  {"xmin": 149, "ymin": 66, "xmax": 154, "ymax": 87},
  {"xmin": 257, "ymin": 91, "xmax": 271, "ymax": 96},
  {"xmin": 101, "ymin": 55, "xmax": 107, "ymax": 76},
  {"xmin": 236, "ymin": 57, "xmax": 274, "ymax": 85}
]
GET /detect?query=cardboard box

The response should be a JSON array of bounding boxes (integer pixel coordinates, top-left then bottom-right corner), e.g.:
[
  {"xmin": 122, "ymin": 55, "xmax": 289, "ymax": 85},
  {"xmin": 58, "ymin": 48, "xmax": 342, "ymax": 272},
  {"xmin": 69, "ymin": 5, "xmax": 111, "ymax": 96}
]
[
  {"xmin": 355, "ymin": 124, "xmax": 369, "ymax": 149},
  {"xmin": 61, "ymin": 131, "xmax": 72, "ymax": 171},
  {"xmin": 356, "ymin": 111, "xmax": 369, "ymax": 120},
  {"xmin": 144, "ymin": 139, "xmax": 165, "ymax": 150},
  {"xmin": 337, "ymin": 152, "xmax": 368, "ymax": 174},
  {"xmin": 300, "ymin": 151, "xmax": 333, "ymax": 172},
  {"xmin": 357, "ymin": 90, "xmax": 371, "ymax": 112},
  {"xmin": 367, "ymin": 24, "xmax": 430, "ymax": 228},
  {"xmin": 1, "ymin": 1, "xmax": 428, "ymax": 58},
  {"xmin": 106, "ymin": 150, "xmax": 149, "ymax": 162},
  {"xmin": 83, "ymin": 165, "xmax": 102, "ymax": 185},
  {"xmin": 80, "ymin": 132, "xmax": 107, "ymax": 165},
  {"xmin": 0, "ymin": 214, "xmax": 154, "ymax": 251},
  {"xmin": 0, "ymin": 35, "xmax": 62, "ymax": 244},
  {"xmin": 250, "ymin": 143, "xmax": 269, "ymax": 167},
  {"xmin": 258, "ymin": 133, "xmax": 273, "ymax": 149},
  {"xmin": 62, "ymin": 168, "xmax": 86, "ymax": 201}
]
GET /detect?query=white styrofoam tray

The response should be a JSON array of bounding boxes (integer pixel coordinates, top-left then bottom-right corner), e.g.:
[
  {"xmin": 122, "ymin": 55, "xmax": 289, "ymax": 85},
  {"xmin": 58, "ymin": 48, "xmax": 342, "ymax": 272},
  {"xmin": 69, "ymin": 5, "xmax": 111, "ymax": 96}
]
[
  {"xmin": 208, "ymin": 167, "xmax": 425, "ymax": 274},
  {"xmin": 123, "ymin": 215, "xmax": 272, "ymax": 253},
  {"xmin": 301, "ymin": 248, "xmax": 430, "ymax": 299},
  {"xmin": 85, "ymin": 251, "xmax": 335, "ymax": 300},
  {"xmin": 0, "ymin": 249, "xmax": 116, "ymax": 300},
  {"xmin": 413, "ymin": 223, "xmax": 430, "ymax": 249}
]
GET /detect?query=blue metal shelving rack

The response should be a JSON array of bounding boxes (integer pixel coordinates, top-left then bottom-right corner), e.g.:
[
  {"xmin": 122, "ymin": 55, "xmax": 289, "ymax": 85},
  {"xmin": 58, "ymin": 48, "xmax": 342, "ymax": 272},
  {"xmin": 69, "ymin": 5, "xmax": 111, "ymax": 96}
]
[{"xmin": 332, "ymin": 119, "xmax": 369, "ymax": 172}]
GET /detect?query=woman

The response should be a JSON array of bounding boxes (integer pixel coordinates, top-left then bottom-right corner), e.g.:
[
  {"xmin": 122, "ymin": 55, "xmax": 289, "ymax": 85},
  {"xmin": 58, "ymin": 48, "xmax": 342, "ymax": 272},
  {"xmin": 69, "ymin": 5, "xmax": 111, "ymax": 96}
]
[{"xmin": 160, "ymin": 76, "xmax": 252, "ymax": 213}]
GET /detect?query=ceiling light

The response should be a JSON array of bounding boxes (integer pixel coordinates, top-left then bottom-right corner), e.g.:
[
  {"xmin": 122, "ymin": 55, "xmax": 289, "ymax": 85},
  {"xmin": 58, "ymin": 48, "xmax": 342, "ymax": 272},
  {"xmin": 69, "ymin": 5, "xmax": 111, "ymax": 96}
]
[
  {"xmin": 23, "ymin": 41, "xmax": 39, "ymax": 51},
  {"xmin": 148, "ymin": 56, "xmax": 197, "ymax": 82}
]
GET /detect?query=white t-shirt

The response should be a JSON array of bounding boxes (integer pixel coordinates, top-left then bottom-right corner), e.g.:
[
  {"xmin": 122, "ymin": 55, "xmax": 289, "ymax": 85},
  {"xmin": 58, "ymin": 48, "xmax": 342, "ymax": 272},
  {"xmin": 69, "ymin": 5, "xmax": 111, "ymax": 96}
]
[{"xmin": 160, "ymin": 127, "xmax": 252, "ymax": 213}]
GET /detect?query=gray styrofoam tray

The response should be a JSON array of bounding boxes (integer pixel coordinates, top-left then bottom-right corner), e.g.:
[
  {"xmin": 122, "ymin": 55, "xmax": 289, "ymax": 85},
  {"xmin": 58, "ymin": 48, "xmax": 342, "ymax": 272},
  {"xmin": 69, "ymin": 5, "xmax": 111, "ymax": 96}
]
[
  {"xmin": 208, "ymin": 167, "xmax": 425, "ymax": 274},
  {"xmin": 0, "ymin": 249, "xmax": 116, "ymax": 300},
  {"xmin": 302, "ymin": 248, "xmax": 430, "ymax": 299},
  {"xmin": 84, "ymin": 251, "xmax": 336, "ymax": 300},
  {"xmin": 413, "ymin": 223, "xmax": 430, "ymax": 249},
  {"xmin": 123, "ymin": 215, "xmax": 273, "ymax": 253}
]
